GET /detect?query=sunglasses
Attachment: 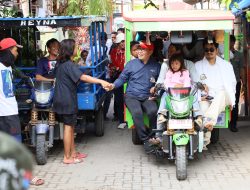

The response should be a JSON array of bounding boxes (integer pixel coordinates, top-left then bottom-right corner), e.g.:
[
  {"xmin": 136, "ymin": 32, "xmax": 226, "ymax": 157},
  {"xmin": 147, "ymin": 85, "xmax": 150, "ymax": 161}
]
[{"xmin": 205, "ymin": 47, "xmax": 215, "ymax": 53}]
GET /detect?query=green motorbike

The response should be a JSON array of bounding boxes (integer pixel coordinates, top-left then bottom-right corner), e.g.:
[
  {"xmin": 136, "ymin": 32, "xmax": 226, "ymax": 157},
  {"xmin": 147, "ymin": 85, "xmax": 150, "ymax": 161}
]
[{"xmin": 154, "ymin": 83, "xmax": 206, "ymax": 180}]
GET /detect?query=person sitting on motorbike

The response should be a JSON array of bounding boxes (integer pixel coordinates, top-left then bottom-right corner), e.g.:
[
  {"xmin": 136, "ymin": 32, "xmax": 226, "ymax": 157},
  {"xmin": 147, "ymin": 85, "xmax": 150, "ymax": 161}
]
[
  {"xmin": 149, "ymin": 53, "xmax": 191, "ymax": 144},
  {"xmin": 150, "ymin": 44, "xmax": 202, "ymax": 144},
  {"xmin": 36, "ymin": 38, "xmax": 60, "ymax": 82},
  {"xmin": 108, "ymin": 41, "xmax": 161, "ymax": 154},
  {"xmin": 195, "ymin": 37, "xmax": 236, "ymax": 147}
]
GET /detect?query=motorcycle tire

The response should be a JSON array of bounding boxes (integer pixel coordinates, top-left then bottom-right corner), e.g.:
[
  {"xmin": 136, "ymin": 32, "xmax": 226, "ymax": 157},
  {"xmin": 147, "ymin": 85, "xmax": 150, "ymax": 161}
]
[
  {"xmin": 95, "ymin": 106, "xmax": 104, "ymax": 137},
  {"xmin": 36, "ymin": 134, "xmax": 47, "ymax": 165},
  {"xmin": 176, "ymin": 145, "xmax": 187, "ymax": 180},
  {"xmin": 210, "ymin": 128, "xmax": 220, "ymax": 144},
  {"xmin": 132, "ymin": 128, "xmax": 142, "ymax": 145}
]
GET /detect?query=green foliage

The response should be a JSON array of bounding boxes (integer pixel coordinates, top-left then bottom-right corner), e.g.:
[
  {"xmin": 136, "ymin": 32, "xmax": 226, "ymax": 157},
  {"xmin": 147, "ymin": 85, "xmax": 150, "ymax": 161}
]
[
  {"xmin": 57, "ymin": 0, "xmax": 113, "ymax": 16},
  {"xmin": 0, "ymin": 5, "xmax": 18, "ymax": 17},
  {"xmin": 88, "ymin": 0, "xmax": 113, "ymax": 16},
  {"xmin": 64, "ymin": 0, "xmax": 88, "ymax": 16}
]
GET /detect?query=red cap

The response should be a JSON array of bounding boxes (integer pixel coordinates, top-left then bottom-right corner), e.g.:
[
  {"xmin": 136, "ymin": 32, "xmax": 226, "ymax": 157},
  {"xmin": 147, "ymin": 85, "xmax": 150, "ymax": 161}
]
[
  {"xmin": 0, "ymin": 38, "xmax": 23, "ymax": 51},
  {"xmin": 139, "ymin": 41, "xmax": 154, "ymax": 51}
]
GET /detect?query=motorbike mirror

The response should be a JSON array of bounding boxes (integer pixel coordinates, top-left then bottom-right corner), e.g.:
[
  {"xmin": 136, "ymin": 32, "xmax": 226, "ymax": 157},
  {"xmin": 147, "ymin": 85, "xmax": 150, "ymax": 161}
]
[
  {"xmin": 196, "ymin": 82, "xmax": 205, "ymax": 91},
  {"xmin": 28, "ymin": 77, "xmax": 34, "ymax": 88}
]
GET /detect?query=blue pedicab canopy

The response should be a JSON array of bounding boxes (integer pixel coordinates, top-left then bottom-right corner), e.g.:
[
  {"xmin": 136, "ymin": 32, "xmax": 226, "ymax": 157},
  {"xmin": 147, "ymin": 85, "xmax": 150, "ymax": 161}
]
[{"xmin": 0, "ymin": 15, "xmax": 107, "ymax": 28}]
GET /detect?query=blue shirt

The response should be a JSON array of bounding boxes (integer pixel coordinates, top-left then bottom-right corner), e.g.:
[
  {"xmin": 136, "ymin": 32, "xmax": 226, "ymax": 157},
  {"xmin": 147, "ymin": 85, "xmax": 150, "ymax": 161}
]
[{"xmin": 114, "ymin": 58, "xmax": 161, "ymax": 100}]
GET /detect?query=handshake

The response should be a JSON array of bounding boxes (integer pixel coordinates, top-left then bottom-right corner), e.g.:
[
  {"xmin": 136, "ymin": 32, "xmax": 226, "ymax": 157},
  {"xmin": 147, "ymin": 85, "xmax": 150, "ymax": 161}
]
[{"xmin": 100, "ymin": 81, "xmax": 115, "ymax": 91}]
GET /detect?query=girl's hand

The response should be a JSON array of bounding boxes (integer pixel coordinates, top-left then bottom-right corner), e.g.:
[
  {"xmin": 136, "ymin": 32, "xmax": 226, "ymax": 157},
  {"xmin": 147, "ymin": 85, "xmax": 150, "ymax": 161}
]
[{"xmin": 150, "ymin": 87, "xmax": 155, "ymax": 94}]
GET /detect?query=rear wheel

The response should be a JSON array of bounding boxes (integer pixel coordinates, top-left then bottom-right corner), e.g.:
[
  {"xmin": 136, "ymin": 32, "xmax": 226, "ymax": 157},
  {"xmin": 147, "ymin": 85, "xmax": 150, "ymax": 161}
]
[
  {"xmin": 132, "ymin": 128, "xmax": 142, "ymax": 145},
  {"xmin": 210, "ymin": 128, "xmax": 219, "ymax": 144},
  {"xmin": 36, "ymin": 134, "xmax": 47, "ymax": 165},
  {"xmin": 95, "ymin": 106, "xmax": 104, "ymax": 137},
  {"xmin": 176, "ymin": 145, "xmax": 187, "ymax": 180}
]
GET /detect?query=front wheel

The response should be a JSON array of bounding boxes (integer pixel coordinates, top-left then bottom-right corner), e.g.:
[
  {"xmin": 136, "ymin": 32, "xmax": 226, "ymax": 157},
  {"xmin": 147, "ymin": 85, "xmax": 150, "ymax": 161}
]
[
  {"xmin": 176, "ymin": 145, "xmax": 187, "ymax": 180},
  {"xmin": 36, "ymin": 134, "xmax": 47, "ymax": 165},
  {"xmin": 210, "ymin": 128, "xmax": 219, "ymax": 144},
  {"xmin": 95, "ymin": 106, "xmax": 104, "ymax": 137}
]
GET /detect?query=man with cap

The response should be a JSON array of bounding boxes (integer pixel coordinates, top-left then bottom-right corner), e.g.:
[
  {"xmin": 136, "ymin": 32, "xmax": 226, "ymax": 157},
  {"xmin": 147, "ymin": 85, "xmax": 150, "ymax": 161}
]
[
  {"xmin": 195, "ymin": 37, "xmax": 236, "ymax": 147},
  {"xmin": 0, "ymin": 38, "xmax": 44, "ymax": 186},
  {"xmin": 0, "ymin": 38, "xmax": 23, "ymax": 142},
  {"xmin": 109, "ymin": 41, "xmax": 161, "ymax": 153}
]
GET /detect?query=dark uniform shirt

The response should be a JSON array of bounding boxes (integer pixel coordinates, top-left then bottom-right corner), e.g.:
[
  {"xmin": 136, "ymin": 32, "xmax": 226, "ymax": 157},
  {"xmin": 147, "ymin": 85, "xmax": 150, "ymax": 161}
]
[
  {"xmin": 53, "ymin": 61, "xmax": 83, "ymax": 114},
  {"xmin": 114, "ymin": 57, "xmax": 161, "ymax": 100}
]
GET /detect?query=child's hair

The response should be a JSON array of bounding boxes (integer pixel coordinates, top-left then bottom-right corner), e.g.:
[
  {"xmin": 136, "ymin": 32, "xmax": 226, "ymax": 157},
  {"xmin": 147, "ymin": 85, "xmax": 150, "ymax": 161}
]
[
  {"xmin": 81, "ymin": 50, "xmax": 88, "ymax": 59},
  {"xmin": 168, "ymin": 53, "xmax": 186, "ymax": 76},
  {"xmin": 130, "ymin": 41, "xmax": 139, "ymax": 50},
  {"xmin": 57, "ymin": 39, "xmax": 75, "ymax": 63}
]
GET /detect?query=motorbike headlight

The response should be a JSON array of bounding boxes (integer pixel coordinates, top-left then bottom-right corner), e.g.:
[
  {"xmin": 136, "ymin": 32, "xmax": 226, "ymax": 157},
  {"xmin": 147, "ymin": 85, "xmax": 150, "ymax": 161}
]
[
  {"xmin": 171, "ymin": 99, "xmax": 189, "ymax": 114},
  {"xmin": 35, "ymin": 91, "xmax": 51, "ymax": 104}
]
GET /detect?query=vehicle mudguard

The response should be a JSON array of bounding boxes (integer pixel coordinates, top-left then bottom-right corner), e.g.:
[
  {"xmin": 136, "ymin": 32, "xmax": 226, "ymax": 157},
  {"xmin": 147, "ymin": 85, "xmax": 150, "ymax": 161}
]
[
  {"xmin": 173, "ymin": 133, "xmax": 189, "ymax": 145},
  {"xmin": 36, "ymin": 123, "xmax": 49, "ymax": 134}
]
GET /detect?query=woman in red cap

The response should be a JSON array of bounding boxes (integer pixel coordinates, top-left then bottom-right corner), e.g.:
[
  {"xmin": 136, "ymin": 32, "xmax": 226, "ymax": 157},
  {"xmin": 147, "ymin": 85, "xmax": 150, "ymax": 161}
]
[{"xmin": 0, "ymin": 38, "xmax": 45, "ymax": 186}]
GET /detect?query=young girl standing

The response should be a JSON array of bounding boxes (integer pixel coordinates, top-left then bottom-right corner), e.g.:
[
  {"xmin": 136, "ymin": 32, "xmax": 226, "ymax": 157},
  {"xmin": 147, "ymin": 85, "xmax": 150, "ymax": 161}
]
[{"xmin": 53, "ymin": 39, "xmax": 110, "ymax": 164}]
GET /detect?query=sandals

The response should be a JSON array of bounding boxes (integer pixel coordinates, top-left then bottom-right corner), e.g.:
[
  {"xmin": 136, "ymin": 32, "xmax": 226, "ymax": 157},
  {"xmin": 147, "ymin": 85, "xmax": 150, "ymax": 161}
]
[
  {"xmin": 73, "ymin": 152, "xmax": 88, "ymax": 159},
  {"xmin": 63, "ymin": 157, "xmax": 83, "ymax": 164},
  {"xmin": 30, "ymin": 177, "xmax": 44, "ymax": 186}
]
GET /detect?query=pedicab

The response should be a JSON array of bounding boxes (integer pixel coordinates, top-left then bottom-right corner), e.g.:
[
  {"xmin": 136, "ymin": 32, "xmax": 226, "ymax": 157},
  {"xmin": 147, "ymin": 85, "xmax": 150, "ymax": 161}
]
[
  {"xmin": 123, "ymin": 9, "xmax": 234, "ymax": 180},
  {"xmin": 0, "ymin": 15, "xmax": 108, "ymax": 164}
]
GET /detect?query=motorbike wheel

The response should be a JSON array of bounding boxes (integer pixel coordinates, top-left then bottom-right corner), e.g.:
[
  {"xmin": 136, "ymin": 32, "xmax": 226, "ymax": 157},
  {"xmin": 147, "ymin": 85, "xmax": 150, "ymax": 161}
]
[
  {"xmin": 210, "ymin": 128, "xmax": 220, "ymax": 144},
  {"xmin": 95, "ymin": 106, "xmax": 104, "ymax": 137},
  {"xmin": 36, "ymin": 134, "xmax": 47, "ymax": 165},
  {"xmin": 132, "ymin": 128, "xmax": 142, "ymax": 145},
  {"xmin": 176, "ymin": 145, "xmax": 187, "ymax": 180}
]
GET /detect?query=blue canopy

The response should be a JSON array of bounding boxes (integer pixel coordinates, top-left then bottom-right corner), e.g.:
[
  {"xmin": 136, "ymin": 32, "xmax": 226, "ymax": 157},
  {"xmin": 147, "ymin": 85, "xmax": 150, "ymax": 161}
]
[
  {"xmin": 230, "ymin": 0, "xmax": 250, "ymax": 16},
  {"xmin": 0, "ymin": 15, "xmax": 107, "ymax": 28}
]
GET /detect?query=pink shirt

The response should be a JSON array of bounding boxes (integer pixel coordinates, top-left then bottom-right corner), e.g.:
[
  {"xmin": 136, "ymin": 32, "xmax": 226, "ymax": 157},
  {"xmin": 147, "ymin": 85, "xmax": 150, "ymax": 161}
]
[{"xmin": 164, "ymin": 70, "xmax": 191, "ymax": 89}]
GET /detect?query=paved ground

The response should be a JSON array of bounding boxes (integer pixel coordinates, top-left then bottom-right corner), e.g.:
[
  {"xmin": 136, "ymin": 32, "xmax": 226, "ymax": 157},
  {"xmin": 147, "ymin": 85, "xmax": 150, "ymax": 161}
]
[{"xmin": 30, "ymin": 119, "xmax": 250, "ymax": 190}]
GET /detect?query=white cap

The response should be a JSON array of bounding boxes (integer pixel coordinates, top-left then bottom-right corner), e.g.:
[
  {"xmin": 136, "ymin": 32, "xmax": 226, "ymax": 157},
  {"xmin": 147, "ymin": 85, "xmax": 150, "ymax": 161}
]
[{"xmin": 116, "ymin": 33, "xmax": 125, "ymax": 43}]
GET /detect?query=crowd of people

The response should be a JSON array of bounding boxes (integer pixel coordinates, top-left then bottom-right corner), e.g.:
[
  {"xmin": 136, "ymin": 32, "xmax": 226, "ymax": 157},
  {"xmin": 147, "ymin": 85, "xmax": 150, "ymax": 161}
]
[{"xmin": 0, "ymin": 28, "xmax": 244, "ymax": 188}]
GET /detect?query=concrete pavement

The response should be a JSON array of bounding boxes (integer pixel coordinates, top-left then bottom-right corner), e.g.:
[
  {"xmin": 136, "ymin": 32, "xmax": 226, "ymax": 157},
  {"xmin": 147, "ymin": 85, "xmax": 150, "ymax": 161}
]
[{"xmin": 30, "ymin": 120, "xmax": 250, "ymax": 190}]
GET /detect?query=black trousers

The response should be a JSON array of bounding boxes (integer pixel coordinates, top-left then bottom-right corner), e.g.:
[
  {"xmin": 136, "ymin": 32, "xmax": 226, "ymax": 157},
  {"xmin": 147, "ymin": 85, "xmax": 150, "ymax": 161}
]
[
  {"xmin": 0, "ymin": 115, "xmax": 21, "ymax": 142},
  {"xmin": 230, "ymin": 82, "xmax": 241, "ymax": 128},
  {"xmin": 114, "ymin": 86, "xmax": 124, "ymax": 123},
  {"xmin": 125, "ymin": 96, "xmax": 158, "ymax": 142}
]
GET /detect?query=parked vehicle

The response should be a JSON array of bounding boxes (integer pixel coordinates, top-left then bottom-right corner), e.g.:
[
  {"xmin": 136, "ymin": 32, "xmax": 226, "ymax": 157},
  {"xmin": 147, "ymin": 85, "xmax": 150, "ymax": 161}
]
[
  {"xmin": 123, "ymin": 10, "xmax": 235, "ymax": 145},
  {"xmin": 1, "ymin": 15, "xmax": 108, "ymax": 164},
  {"xmin": 152, "ymin": 83, "xmax": 206, "ymax": 180}
]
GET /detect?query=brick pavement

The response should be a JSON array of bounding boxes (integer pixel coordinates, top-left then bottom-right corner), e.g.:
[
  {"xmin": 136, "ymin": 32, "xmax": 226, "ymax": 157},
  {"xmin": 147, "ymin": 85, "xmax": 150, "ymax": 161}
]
[{"xmin": 30, "ymin": 121, "xmax": 250, "ymax": 190}]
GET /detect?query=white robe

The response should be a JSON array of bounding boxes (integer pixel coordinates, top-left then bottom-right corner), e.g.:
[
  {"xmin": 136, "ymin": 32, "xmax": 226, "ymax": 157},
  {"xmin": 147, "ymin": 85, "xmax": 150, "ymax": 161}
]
[{"xmin": 195, "ymin": 56, "xmax": 236, "ymax": 106}]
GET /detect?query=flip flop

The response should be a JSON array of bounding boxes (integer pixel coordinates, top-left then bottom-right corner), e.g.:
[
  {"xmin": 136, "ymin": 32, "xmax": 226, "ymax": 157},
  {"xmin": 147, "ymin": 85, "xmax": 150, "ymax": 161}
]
[
  {"xmin": 74, "ymin": 152, "xmax": 88, "ymax": 159},
  {"xmin": 63, "ymin": 157, "xmax": 83, "ymax": 164},
  {"xmin": 30, "ymin": 177, "xmax": 44, "ymax": 186}
]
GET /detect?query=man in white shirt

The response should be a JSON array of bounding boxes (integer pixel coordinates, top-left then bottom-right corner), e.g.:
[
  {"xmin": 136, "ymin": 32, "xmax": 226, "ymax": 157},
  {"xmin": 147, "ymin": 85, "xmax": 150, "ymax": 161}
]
[
  {"xmin": 0, "ymin": 38, "xmax": 23, "ymax": 141},
  {"xmin": 195, "ymin": 38, "xmax": 236, "ymax": 146},
  {"xmin": 0, "ymin": 38, "xmax": 45, "ymax": 186}
]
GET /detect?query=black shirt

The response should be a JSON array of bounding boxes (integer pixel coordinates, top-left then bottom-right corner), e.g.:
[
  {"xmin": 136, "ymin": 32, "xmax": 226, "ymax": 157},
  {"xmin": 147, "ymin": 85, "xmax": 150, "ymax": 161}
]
[{"xmin": 53, "ymin": 61, "xmax": 83, "ymax": 114}]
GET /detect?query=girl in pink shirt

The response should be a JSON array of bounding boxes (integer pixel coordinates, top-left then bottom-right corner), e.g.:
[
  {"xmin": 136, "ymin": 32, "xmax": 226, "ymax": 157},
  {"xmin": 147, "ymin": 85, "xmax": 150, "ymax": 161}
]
[{"xmin": 164, "ymin": 53, "xmax": 191, "ymax": 89}]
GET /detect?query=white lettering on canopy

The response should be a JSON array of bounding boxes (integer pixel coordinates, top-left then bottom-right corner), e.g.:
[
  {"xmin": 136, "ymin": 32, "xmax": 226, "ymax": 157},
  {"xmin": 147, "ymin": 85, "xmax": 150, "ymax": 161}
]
[{"xmin": 19, "ymin": 19, "xmax": 57, "ymax": 26}]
